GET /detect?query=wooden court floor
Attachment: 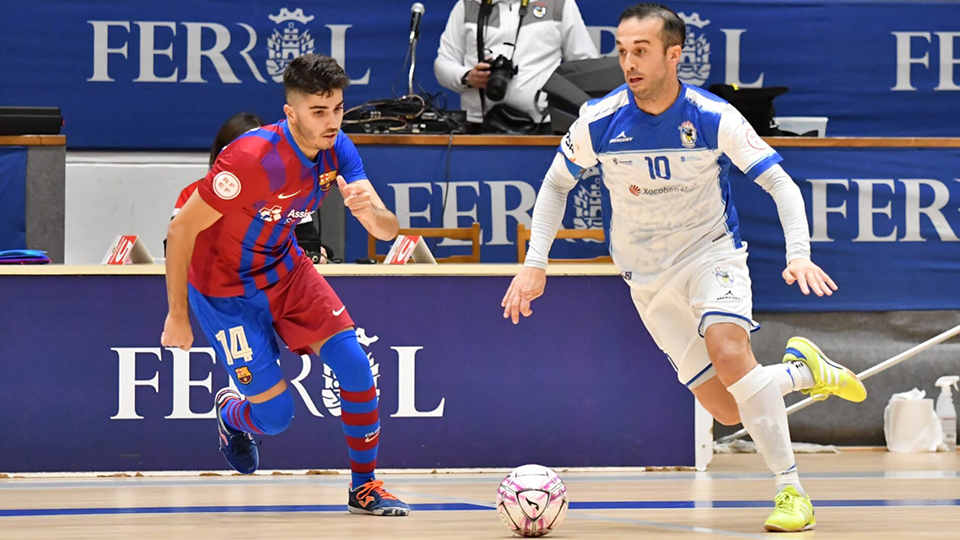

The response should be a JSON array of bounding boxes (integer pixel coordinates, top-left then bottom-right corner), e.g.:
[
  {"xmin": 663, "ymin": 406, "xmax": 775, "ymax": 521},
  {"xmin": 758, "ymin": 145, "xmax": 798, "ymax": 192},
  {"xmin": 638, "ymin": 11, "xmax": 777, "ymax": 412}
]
[{"xmin": 1, "ymin": 451, "xmax": 957, "ymax": 539}]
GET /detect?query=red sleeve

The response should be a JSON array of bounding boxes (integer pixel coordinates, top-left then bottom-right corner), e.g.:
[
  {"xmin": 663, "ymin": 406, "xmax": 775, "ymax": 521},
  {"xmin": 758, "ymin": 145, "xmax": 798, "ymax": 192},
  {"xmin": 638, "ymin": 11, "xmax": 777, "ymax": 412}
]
[{"xmin": 196, "ymin": 147, "xmax": 269, "ymax": 215}]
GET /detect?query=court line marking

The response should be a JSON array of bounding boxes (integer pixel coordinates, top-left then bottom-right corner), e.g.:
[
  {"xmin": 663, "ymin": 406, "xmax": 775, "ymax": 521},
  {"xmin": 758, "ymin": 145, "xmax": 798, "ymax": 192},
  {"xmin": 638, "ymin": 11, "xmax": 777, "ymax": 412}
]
[
  {"xmin": 2, "ymin": 498, "xmax": 957, "ymax": 518},
  {"xmin": 0, "ymin": 503, "xmax": 476, "ymax": 517},
  {"xmin": 388, "ymin": 488, "xmax": 768, "ymax": 539},
  {"xmin": 1, "ymin": 469, "xmax": 955, "ymax": 490}
]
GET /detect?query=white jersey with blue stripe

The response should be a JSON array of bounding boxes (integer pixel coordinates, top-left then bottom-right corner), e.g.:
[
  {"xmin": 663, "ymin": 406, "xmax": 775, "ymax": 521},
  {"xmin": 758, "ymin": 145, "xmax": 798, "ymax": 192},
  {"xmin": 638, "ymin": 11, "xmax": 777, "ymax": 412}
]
[{"xmin": 559, "ymin": 82, "xmax": 782, "ymax": 280}]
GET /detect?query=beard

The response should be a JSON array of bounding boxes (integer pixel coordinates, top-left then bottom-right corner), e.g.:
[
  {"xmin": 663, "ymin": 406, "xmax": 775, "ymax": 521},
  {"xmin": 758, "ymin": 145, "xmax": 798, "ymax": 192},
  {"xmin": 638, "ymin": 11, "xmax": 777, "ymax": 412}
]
[
  {"xmin": 319, "ymin": 132, "xmax": 339, "ymax": 149},
  {"xmin": 631, "ymin": 74, "xmax": 668, "ymax": 101},
  {"xmin": 293, "ymin": 122, "xmax": 337, "ymax": 152},
  {"xmin": 313, "ymin": 128, "xmax": 339, "ymax": 150}
]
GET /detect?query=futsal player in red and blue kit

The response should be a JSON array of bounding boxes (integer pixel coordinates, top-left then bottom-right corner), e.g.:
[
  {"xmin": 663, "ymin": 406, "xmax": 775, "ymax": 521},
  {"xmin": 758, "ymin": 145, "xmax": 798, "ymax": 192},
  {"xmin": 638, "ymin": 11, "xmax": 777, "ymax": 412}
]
[{"xmin": 161, "ymin": 54, "xmax": 410, "ymax": 516}]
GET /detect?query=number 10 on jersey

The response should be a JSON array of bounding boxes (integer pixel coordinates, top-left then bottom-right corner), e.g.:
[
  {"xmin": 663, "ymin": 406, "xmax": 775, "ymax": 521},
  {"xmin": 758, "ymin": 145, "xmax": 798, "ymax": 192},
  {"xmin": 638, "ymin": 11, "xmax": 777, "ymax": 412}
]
[
  {"xmin": 644, "ymin": 156, "xmax": 671, "ymax": 180},
  {"xmin": 215, "ymin": 326, "xmax": 253, "ymax": 365}
]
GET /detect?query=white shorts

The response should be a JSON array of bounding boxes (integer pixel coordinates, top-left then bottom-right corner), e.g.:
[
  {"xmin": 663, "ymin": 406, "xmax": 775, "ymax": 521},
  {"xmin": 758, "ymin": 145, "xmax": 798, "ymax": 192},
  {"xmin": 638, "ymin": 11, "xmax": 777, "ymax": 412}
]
[{"xmin": 627, "ymin": 239, "xmax": 759, "ymax": 389}]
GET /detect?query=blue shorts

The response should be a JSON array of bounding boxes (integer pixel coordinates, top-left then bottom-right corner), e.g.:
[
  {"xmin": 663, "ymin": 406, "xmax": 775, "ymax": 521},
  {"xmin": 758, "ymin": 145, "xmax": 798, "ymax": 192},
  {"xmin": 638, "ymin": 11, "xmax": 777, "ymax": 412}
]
[{"xmin": 188, "ymin": 257, "xmax": 354, "ymax": 396}]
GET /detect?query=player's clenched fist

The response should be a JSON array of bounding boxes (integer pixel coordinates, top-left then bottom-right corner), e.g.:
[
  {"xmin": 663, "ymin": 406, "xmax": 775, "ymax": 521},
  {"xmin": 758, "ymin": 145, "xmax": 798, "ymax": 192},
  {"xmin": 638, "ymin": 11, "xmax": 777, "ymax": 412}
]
[
  {"xmin": 337, "ymin": 176, "xmax": 373, "ymax": 218},
  {"xmin": 501, "ymin": 266, "xmax": 547, "ymax": 325},
  {"xmin": 161, "ymin": 313, "xmax": 194, "ymax": 351}
]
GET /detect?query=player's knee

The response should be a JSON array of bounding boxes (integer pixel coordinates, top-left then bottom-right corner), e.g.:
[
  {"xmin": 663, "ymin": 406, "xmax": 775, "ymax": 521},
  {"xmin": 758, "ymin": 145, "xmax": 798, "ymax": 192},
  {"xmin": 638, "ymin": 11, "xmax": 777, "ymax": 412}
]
[
  {"xmin": 708, "ymin": 340, "xmax": 743, "ymax": 364},
  {"xmin": 320, "ymin": 330, "xmax": 374, "ymax": 391},
  {"xmin": 706, "ymin": 341, "xmax": 752, "ymax": 379},
  {"xmin": 250, "ymin": 390, "xmax": 295, "ymax": 435}
]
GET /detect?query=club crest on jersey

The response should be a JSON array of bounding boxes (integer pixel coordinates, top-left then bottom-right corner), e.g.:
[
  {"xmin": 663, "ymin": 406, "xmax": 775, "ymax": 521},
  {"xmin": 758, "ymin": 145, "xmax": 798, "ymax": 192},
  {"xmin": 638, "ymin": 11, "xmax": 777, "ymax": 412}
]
[
  {"xmin": 715, "ymin": 266, "xmax": 735, "ymax": 287},
  {"xmin": 213, "ymin": 171, "xmax": 241, "ymax": 200},
  {"xmin": 319, "ymin": 170, "xmax": 339, "ymax": 192},
  {"xmin": 259, "ymin": 205, "xmax": 283, "ymax": 223},
  {"xmin": 235, "ymin": 366, "xmax": 253, "ymax": 385},
  {"xmin": 532, "ymin": 4, "xmax": 547, "ymax": 18},
  {"xmin": 679, "ymin": 121, "xmax": 698, "ymax": 148}
]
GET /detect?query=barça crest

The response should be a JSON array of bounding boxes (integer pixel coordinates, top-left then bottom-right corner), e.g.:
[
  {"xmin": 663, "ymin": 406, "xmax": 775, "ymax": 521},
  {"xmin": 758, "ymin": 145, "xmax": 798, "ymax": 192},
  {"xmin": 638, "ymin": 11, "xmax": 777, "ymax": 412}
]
[{"xmin": 235, "ymin": 366, "xmax": 253, "ymax": 385}]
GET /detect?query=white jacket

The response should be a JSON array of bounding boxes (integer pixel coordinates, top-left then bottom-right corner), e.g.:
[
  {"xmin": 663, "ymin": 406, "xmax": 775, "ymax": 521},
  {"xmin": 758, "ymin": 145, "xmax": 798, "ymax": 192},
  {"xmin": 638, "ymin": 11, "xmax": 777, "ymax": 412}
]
[{"xmin": 434, "ymin": 0, "xmax": 598, "ymax": 124}]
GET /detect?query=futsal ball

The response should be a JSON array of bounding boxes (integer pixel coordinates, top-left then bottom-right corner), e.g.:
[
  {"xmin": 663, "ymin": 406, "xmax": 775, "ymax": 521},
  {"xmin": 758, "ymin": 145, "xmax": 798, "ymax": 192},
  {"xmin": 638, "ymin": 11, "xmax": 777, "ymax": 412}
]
[{"xmin": 496, "ymin": 464, "xmax": 568, "ymax": 537}]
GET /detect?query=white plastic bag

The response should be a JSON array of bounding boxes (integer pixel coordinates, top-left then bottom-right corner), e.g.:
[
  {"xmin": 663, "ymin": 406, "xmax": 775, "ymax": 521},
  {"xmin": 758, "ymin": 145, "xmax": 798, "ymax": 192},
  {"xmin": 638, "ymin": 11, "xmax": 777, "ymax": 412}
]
[{"xmin": 884, "ymin": 388, "xmax": 943, "ymax": 452}]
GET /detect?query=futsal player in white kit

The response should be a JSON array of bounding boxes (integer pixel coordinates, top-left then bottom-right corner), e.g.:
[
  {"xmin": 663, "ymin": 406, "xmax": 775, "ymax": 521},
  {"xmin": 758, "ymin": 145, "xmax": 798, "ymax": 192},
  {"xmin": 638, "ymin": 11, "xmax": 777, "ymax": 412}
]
[{"xmin": 502, "ymin": 3, "xmax": 867, "ymax": 532}]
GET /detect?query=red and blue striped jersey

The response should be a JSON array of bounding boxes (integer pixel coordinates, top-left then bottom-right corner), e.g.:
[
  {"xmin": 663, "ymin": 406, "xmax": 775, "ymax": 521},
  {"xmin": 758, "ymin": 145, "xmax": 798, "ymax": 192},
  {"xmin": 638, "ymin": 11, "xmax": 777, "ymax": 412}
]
[{"xmin": 189, "ymin": 120, "xmax": 365, "ymax": 297}]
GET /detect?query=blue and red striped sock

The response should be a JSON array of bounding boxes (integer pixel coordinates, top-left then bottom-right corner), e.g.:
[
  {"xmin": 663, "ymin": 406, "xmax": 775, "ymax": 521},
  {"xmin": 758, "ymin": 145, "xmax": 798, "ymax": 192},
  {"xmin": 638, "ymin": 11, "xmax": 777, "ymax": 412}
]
[
  {"xmin": 220, "ymin": 391, "xmax": 294, "ymax": 436},
  {"xmin": 340, "ymin": 386, "xmax": 380, "ymax": 487},
  {"xmin": 221, "ymin": 398, "xmax": 264, "ymax": 435},
  {"xmin": 320, "ymin": 329, "xmax": 380, "ymax": 488}
]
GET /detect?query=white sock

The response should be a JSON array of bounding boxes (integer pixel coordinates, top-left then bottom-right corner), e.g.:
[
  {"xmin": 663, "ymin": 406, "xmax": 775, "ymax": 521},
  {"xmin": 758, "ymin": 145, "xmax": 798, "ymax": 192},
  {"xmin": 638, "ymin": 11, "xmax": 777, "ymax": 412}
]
[
  {"xmin": 727, "ymin": 366, "xmax": 805, "ymax": 495},
  {"xmin": 775, "ymin": 467, "xmax": 802, "ymax": 493},
  {"xmin": 764, "ymin": 362, "xmax": 815, "ymax": 396}
]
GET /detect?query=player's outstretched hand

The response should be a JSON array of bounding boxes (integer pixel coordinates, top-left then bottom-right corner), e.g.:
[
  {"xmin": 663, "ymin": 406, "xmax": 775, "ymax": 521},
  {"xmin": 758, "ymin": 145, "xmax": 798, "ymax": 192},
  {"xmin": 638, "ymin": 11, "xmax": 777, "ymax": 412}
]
[
  {"xmin": 337, "ymin": 176, "xmax": 373, "ymax": 218},
  {"xmin": 502, "ymin": 266, "xmax": 547, "ymax": 325},
  {"xmin": 782, "ymin": 258, "xmax": 838, "ymax": 297},
  {"xmin": 161, "ymin": 312, "xmax": 194, "ymax": 351}
]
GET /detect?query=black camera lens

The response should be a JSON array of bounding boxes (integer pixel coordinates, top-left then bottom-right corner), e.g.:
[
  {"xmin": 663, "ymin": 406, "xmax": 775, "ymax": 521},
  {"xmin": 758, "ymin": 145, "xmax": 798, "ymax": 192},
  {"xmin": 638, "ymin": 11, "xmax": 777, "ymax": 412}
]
[
  {"xmin": 487, "ymin": 74, "xmax": 509, "ymax": 101},
  {"xmin": 485, "ymin": 55, "xmax": 516, "ymax": 102}
]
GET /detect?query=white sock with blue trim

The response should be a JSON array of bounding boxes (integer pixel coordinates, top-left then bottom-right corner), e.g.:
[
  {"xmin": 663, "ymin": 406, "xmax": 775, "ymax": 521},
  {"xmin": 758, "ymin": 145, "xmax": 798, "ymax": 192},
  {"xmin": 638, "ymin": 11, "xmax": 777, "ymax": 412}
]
[
  {"xmin": 727, "ymin": 365, "xmax": 805, "ymax": 495},
  {"xmin": 765, "ymin": 362, "xmax": 815, "ymax": 396}
]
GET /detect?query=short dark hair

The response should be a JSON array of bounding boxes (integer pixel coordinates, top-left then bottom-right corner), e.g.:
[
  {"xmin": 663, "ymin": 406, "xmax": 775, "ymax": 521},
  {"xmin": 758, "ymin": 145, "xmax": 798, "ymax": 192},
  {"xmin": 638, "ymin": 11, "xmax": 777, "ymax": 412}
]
[
  {"xmin": 283, "ymin": 54, "xmax": 349, "ymax": 100},
  {"xmin": 209, "ymin": 112, "xmax": 263, "ymax": 168},
  {"xmin": 619, "ymin": 3, "xmax": 686, "ymax": 51}
]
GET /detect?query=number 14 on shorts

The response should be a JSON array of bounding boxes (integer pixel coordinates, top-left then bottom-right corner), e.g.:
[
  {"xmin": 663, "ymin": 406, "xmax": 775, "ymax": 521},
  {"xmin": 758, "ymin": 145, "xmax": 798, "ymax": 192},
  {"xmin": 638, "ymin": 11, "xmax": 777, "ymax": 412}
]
[{"xmin": 214, "ymin": 326, "xmax": 253, "ymax": 365}]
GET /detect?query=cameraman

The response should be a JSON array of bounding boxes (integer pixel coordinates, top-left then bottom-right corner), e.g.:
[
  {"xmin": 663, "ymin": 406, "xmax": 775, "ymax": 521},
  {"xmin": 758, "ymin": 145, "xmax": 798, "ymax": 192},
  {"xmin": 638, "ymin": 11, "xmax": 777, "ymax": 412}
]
[{"xmin": 435, "ymin": 0, "xmax": 597, "ymax": 134}]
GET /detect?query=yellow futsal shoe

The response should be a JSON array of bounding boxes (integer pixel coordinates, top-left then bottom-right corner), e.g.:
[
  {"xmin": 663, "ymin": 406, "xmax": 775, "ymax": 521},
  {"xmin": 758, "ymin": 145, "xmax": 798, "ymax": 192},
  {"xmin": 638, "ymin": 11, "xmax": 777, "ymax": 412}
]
[
  {"xmin": 783, "ymin": 337, "xmax": 867, "ymax": 403},
  {"xmin": 764, "ymin": 486, "xmax": 816, "ymax": 532}
]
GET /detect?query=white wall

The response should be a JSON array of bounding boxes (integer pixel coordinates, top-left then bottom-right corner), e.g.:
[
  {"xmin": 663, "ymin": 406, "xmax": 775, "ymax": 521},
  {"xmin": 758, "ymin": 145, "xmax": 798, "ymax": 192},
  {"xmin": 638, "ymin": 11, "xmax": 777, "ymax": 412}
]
[{"xmin": 65, "ymin": 152, "xmax": 208, "ymax": 264}]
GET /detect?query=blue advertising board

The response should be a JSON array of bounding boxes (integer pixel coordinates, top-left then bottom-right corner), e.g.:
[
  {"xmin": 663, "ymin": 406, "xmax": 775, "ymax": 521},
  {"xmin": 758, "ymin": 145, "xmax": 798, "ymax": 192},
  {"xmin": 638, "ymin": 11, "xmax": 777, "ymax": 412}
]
[
  {"xmin": 1, "ymin": 0, "xmax": 958, "ymax": 148},
  {"xmin": 0, "ymin": 273, "xmax": 693, "ymax": 473}
]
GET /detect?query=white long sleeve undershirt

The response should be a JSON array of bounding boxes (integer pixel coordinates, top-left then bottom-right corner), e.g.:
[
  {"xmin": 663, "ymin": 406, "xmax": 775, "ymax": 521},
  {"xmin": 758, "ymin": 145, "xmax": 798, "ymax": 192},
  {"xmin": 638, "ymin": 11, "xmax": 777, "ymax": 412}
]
[
  {"xmin": 754, "ymin": 164, "xmax": 811, "ymax": 263},
  {"xmin": 524, "ymin": 154, "xmax": 579, "ymax": 270}
]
